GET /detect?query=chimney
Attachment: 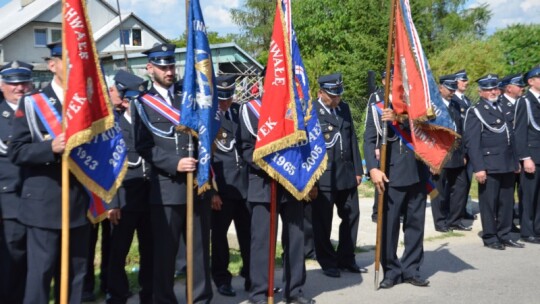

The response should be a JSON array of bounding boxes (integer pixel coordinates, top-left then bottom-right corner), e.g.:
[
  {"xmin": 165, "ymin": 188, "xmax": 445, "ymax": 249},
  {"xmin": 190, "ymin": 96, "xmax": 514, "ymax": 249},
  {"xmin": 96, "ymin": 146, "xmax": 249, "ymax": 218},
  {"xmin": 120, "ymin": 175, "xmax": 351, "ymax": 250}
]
[{"xmin": 21, "ymin": 0, "xmax": 36, "ymax": 7}]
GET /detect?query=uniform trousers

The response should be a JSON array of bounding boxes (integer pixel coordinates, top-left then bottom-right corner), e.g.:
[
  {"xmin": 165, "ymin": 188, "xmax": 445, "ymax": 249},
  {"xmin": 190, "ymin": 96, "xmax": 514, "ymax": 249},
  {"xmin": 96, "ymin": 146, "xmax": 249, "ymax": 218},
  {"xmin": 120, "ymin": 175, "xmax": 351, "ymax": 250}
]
[
  {"xmin": 84, "ymin": 220, "xmax": 110, "ymax": 295},
  {"xmin": 302, "ymin": 203, "xmax": 316, "ymax": 259},
  {"xmin": 382, "ymin": 182, "xmax": 426, "ymax": 283},
  {"xmin": 24, "ymin": 224, "xmax": 90, "ymax": 304},
  {"xmin": 478, "ymin": 173, "xmax": 515, "ymax": 245},
  {"xmin": 312, "ymin": 188, "xmax": 359, "ymax": 269},
  {"xmin": 519, "ymin": 167, "xmax": 540, "ymax": 238},
  {"xmin": 211, "ymin": 198, "xmax": 251, "ymax": 287},
  {"xmin": 107, "ymin": 211, "xmax": 153, "ymax": 303},
  {"xmin": 151, "ymin": 202, "xmax": 212, "ymax": 304},
  {"xmin": 431, "ymin": 166, "xmax": 468, "ymax": 228},
  {"xmin": 0, "ymin": 217, "xmax": 27, "ymax": 303},
  {"xmin": 249, "ymin": 201, "xmax": 305, "ymax": 302}
]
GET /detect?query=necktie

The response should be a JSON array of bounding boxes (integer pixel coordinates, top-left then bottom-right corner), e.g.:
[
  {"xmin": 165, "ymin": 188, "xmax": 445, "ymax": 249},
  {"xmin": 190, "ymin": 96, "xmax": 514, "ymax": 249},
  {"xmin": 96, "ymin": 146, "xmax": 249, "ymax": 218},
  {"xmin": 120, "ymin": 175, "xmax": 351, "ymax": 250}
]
[{"xmin": 167, "ymin": 91, "xmax": 174, "ymax": 105}]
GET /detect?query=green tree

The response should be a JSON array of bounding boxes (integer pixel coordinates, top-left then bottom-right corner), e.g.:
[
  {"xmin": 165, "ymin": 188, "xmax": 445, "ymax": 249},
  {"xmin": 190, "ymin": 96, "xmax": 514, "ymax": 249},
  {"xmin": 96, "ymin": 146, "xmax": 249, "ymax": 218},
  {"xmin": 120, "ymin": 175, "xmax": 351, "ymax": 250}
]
[
  {"xmin": 429, "ymin": 34, "xmax": 507, "ymax": 101},
  {"xmin": 230, "ymin": 0, "xmax": 275, "ymax": 61},
  {"xmin": 169, "ymin": 31, "xmax": 235, "ymax": 48},
  {"xmin": 490, "ymin": 24, "xmax": 540, "ymax": 74}
]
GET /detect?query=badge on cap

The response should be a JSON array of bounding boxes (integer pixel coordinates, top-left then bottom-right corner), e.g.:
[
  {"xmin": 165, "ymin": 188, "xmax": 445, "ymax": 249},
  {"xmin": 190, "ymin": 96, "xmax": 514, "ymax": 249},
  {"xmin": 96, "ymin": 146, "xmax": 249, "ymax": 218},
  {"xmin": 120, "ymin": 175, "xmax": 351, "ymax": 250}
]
[
  {"xmin": 222, "ymin": 81, "xmax": 229, "ymax": 87},
  {"xmin": 11, "ymin": 61, "xmax": 20, "ymax": 69},
  {"xmin": 2, "ymin": 111, "xmax": 10, "ymax": 118},
  {"xmin": 162, "ymin": 46, "xmax": 168, "ymax": 51},
  {"xmin": 139, "ymin": 84, "xmax": 145, "ymax": 92}
]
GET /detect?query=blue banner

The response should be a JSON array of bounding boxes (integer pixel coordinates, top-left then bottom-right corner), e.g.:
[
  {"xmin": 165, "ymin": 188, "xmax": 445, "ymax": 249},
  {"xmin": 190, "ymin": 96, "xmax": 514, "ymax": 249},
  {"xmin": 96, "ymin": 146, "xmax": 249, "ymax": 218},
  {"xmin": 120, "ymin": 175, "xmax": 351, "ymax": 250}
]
[{"xmin": 181, "ymin": 0, "xmax": 219, "ymax": 193}]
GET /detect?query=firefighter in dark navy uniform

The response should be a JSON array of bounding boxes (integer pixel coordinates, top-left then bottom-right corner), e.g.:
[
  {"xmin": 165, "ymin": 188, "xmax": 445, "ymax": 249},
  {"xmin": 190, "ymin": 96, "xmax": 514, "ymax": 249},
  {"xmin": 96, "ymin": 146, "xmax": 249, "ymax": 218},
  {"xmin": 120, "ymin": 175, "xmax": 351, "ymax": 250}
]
[
  {"xmin": 430, "ymin": 75, "xmax": 471, "ymax": 232},
  {"xmin": 310, "ymin": 73, "xmax": 365, "ymax": 278},
  {"xmin": 0, "ymin": 60, "xmax": 33, "ymax": 303},
  {"xmin": 210, "ymin": 75, "xmax": 251, "ymax": 297},
  {"xmin": 499, "ymin": 73, "xmax": 526, "ymax": 232},
  {"xmin": 363, "ymin": 77, "xmax": 430, "ymax": 289},
  {"xmin": 106, "ymin": 70, "xmax": 153, "ymax": 304},
  {"xmin": 9, "ymin": 42, "xmax": 92, "ymax": 303},
  {"xmin": 237, "ymin": 88, "xmax": 315, "ymax": 304},
  {"xmin": 133, "ymin": 43, "xmax": 213, "ymax": 303},
  {"xmin": 514, "ymin": 66, "xmax": 540, "ymax": 244},
  {"xmin": 464, "ymin": 74, "xmax": 522, "ymax": 250}
]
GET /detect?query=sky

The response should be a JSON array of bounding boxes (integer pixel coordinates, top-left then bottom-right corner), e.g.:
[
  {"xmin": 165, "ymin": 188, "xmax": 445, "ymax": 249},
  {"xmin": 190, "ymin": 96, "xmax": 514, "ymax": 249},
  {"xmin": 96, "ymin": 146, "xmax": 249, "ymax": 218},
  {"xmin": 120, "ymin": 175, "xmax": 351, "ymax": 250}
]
[{"xmin": 0, "ymin": 0, "xmax": 539, "ymax": 39}]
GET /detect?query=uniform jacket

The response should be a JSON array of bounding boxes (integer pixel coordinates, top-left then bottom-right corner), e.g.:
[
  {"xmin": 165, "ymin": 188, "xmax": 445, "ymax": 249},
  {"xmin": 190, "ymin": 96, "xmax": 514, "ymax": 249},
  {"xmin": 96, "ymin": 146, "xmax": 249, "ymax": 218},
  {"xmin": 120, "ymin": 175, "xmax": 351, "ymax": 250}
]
[
  {"xmin": 464, "ymin": 98, "xmax": 519, "ymax": 174},
  {"xmin": 444, "ymin": 99, "xmax": 466, "ymax": 169},
  {"xmin": 212, "ymin": 103, "xmax": 248, "ymax": 200},
  {"xmin": 451, "ymin": 93, "xmax": 471, "ymax": 120},
  {"xmin": 237, "ymin": 101, "xmax": 296, "ymax": 204},
  {"xmin": 110, "ymin": 112, "xmax": 151, "ymax": 212},
  {"xmin": 499, "ymin": 94, "xmax": 517, "ymax": 127},
  {"xmin": 363, "ymin": 99, "xmax": 428, "ymax": 187},
  {"xmin": 133, "ymin": 83, "xmax": 198, "ymax": 206},
  {"xmin": 9, "ymin": 84, "xmax": 89, "ymax": 229},
  {"xmin": 314, "ymin": 99, "xmax": 363, "ymax": 191},
  {"xmin": 514, "ymin": 90, "xmax": 540, "ymax": 164},
  {"xmin": 0, "ymin": 100, "xmax": 22, "ymax": 219}
]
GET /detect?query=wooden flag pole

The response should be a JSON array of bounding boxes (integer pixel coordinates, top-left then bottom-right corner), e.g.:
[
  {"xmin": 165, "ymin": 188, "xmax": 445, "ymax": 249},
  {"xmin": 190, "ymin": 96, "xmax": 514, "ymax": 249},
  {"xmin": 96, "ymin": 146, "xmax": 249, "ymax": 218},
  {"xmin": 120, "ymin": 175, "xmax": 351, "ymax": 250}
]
[
  {"xmin": 267, "ymin": 179, "xmax": 277, "ymax": 304},
  {"xmin": 184, "ymin": 3, "xmax": 194, "ymax": 303},
  {"xmin": 60, "ymin": 1, "xmax": 70, "ymax": 302},
  {"xmin": 374, "ymin": 0, "xmax": 397, "ymax": 291}
]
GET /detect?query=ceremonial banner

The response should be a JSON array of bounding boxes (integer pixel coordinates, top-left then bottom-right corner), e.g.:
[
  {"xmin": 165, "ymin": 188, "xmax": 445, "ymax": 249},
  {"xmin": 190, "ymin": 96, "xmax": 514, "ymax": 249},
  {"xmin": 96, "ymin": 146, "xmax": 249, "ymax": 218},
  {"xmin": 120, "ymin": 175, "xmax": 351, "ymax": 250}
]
[
  {"xmin": 181, "ymin": 0, "xmax": 220, "ymax": 193},
  {"xmin": 391, "ymin": 0, "xmax": 457, "ymax": 172},
  {"xmin": 252, "ymin": 0, "xmax": 327, "ymax": 200},
  {"xmin": 62, "ymin": 0, "xmax": 127, "ymax": 203}
]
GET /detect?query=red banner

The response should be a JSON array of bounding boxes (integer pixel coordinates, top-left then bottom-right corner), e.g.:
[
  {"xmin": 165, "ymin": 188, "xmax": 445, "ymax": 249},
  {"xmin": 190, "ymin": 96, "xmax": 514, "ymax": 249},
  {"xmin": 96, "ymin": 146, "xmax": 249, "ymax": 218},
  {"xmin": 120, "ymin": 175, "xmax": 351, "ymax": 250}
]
[
  {"xmin": 63, "ymin": 0, "xmax": 113, "ymax": 151},
  {"xmin": 253, "ymin": 2, "xmax": 300, "ymax": 155}
]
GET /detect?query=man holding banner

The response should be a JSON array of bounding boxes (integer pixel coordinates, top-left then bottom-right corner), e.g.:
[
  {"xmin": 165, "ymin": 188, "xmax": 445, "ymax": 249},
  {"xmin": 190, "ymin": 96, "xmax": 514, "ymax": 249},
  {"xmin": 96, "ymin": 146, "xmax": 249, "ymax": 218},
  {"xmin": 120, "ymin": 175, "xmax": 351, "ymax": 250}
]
[
  {"xmin": 133, "ymin": 42, "xmax": 213, "ymax": 303},
  {"xmin": 9, "ymin": 41, "xmax": 92, "ymax": 303}
]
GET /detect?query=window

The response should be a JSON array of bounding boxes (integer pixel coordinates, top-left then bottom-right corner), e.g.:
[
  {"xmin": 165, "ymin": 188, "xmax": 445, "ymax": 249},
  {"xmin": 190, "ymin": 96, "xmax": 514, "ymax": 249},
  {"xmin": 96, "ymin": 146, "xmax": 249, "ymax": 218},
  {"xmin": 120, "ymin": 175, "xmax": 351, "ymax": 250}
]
[
  {"xmin": 120, "ymin": 28, "xmax": 143, "ymax": 46},
  {"xmin": 51, "ymin": 29, "xmax": 62, "ymax": 43},
  {"xmin": 34, "ymin": 28, "xmax": 62, "ymax": 47},
  {"xmin": 120, "ymin": 29, "xmax": 130, "ymax": 45},
  {"xmin": 132, "ymin": 29, "xmax": 142, "ymax": 46},
  {"xmin": 34, "ymin": 28, "xmax": 47, "ymax": 46}
]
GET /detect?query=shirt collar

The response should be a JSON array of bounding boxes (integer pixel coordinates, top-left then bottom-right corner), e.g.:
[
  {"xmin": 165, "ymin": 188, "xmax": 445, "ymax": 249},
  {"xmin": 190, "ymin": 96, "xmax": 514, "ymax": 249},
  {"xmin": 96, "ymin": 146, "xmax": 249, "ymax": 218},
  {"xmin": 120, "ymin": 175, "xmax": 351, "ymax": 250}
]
[
  {"xmin": 51, "ymin": 78, "xmax": 64, "ymax": 104},
  {"xmin": 503, "ymin": 94, "xmax": 516, "ymax": 105},
  {"xmin": 153, "ymin": 84, "xmax": 174, "ymax": 105},
  {"xmin": 123, "ymin": 111, "xmax": 132, "ymax": 124}
]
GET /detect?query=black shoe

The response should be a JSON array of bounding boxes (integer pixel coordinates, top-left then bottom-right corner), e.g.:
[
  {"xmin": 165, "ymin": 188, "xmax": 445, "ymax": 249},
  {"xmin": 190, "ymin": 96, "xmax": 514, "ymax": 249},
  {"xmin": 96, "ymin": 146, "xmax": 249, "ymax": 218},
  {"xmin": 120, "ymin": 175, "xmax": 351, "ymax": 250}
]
[
  {"xmin": 285, "ymin": 296, "xmax": 316, "ymax": 304},
  {"xmin": 322, "ymin": 267, "xmax": 341, "ymax": 278},
  {"xmin": 450, "ymin": 223, "xmax": 472, "ymax": 231},
  {"xmin": 371, "ymin": 214, "xmax": 378, "ymax": 223},
  {"xmin": 273, "ymin": 287, "xmax": 282, "ymax": 293},
  {"xmin": 435, "ymin": 226, "xmax": 452, "ymax": 233},
  {"xmin": 217, "ymin": 284, "xmax": 236, "ymax": 297},
  {"xmin": 379, "ymin": 278, "xmax": 395, "ymax": 289},
  {"xmin": 464, "ymin": 212, "xmax": 477, "ymax": 220},
  {"xmin": 485, "ymin": 242, "xmax": 505, "ymax": 250},
  {"xmin": 81, "ymin": 291, "xmax": 96, "ymax": 302},
  {"xmin": 521, "ymin": 236, "xmax": 540, "ymax": 244},
  {"xmin": 248, "ymin": 300, "xmax": 268, "ymax": 304},
  {"xmin": 502, "ymin": 239, "xmax": 525, "ymax": 248},
  {"xmin": 403, "ymin": 276, "xmax": 430, "ymax": 287},
  {"xmin": 339, "ymin": 263, "xmax": 368, "ymax": 274},
  {"xmin": 244, "ymin": 279, "xmax": 252, "ymax": 291}
]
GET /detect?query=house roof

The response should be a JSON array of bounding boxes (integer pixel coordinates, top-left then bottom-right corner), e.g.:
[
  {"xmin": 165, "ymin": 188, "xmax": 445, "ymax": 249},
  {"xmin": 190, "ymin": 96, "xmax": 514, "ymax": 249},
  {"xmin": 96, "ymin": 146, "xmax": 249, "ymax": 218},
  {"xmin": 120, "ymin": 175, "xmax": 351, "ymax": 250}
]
[
  {"xmin": 0, "ymin": 0, "xmax": 164, "ymax": 43},
  {"xmin": 0, "ymin": 0, "xmax": 61, "ymax": 41},
  {"xmin": 93, "ymin": 12, "xmax": 168, "ymax": 43}
]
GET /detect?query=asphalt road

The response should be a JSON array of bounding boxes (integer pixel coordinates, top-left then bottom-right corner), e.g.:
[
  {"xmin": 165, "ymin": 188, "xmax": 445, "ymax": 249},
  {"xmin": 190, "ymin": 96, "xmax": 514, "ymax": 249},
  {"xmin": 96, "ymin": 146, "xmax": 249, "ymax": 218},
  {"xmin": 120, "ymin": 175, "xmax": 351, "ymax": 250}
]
[{"xmin": 124, "ymin": 197, "xmax": 540, "ymax": 304}]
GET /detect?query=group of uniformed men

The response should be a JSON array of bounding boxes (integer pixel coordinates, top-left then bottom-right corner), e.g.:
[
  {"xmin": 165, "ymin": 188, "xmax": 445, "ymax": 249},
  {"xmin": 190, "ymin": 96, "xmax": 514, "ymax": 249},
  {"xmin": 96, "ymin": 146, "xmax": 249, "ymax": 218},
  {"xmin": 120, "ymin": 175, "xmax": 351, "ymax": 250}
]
[{"xmin": 1, "ymin": 39, "xmax": 540, "ymax": 303}]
